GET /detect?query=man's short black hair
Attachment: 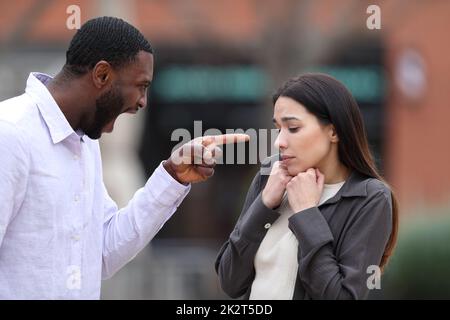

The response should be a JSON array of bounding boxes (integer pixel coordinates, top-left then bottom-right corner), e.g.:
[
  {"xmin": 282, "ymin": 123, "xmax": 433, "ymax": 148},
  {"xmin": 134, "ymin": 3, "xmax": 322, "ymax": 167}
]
[{"xmin": 65, "ymin": 16, "xmax": 153, "ymax": 76}]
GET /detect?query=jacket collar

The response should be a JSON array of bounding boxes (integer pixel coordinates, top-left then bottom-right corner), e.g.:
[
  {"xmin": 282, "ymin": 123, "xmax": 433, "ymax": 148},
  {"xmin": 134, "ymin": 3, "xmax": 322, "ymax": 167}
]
[{"xmin": 319, "ymin": 170, "xmax": 369, "ymax": 206}]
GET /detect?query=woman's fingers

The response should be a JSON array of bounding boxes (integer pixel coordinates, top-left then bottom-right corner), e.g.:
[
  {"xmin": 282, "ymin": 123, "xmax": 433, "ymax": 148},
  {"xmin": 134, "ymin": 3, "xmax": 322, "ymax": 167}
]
[
  {"xmin": 305, "ymin": 168, "xmax": 316, "ymax": 178},
  {"xmin": 316, "ymin": 168, "xmax": 325, "ymax": 188}
]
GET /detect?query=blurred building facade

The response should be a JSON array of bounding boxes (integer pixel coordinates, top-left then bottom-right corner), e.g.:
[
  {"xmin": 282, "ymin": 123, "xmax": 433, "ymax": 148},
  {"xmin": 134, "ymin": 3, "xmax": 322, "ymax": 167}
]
[{"xmin": 1, "ymin": 0, "xmax": 450, "ymax": 299}]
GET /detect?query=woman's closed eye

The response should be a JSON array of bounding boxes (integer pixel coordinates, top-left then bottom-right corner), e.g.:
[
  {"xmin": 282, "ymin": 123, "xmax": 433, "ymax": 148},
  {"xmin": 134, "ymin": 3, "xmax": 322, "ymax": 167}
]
[{"xmin": 288, "ymin": 127, "xmax": 300, "ymax": 133}]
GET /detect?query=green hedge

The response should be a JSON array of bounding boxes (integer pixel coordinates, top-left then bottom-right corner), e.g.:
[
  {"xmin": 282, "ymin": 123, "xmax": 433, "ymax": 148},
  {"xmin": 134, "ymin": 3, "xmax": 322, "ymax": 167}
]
[{"xmin": 375, "ymin": 209, "xmax": 450, "ymax": 299}]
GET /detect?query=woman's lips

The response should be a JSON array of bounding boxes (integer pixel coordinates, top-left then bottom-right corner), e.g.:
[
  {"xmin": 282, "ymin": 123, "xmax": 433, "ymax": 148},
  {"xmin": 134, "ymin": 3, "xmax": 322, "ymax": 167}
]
[{"xmin": 280, "ymin": 155, "xmax": 295, "ymax": 164}]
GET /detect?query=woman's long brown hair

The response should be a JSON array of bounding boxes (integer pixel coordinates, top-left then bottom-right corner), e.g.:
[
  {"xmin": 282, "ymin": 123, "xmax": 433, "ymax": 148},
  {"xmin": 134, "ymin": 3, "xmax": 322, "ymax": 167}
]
[{"xmin": 273, "ymin": 73, "xmax": 398, "ymax": 271}]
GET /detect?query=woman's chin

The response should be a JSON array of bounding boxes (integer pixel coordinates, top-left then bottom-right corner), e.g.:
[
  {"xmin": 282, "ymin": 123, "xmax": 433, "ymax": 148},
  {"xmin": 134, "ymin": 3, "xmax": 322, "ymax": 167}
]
[
  {"xmin": 287, "ymin": 163, "xmax": 315, "ymax": 176},
  {"xmin": 287, "ymin": 166, "xmax": 301, "ymax": 177}
]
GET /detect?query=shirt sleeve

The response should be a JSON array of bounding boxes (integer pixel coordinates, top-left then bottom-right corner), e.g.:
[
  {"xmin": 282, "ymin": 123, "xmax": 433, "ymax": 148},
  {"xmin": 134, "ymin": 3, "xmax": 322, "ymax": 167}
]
[
  {"xmin": 288, "ymin": 190, "xmax": 393, "ymax": 299},
  {"xmin": 101, "ymin": 161, "xmax": 191, "ymax": 279},
  {"xmin": 0, "ymin": 121, "xmax": 30, "ymax": 248},
  {"xmin": 215, "ymin": 171, "xmax": 280, "ymax": 298}
]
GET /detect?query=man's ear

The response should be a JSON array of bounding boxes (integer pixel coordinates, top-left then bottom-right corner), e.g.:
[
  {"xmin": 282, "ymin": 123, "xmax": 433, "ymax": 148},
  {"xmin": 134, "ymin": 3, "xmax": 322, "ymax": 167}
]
[
  {"xmin": 92, "ymin": 60, "xmax": 112, "ymax": 89},
  {"xmin": 328, "ymin": 124, "xmax": 339, "ymax": 143}
]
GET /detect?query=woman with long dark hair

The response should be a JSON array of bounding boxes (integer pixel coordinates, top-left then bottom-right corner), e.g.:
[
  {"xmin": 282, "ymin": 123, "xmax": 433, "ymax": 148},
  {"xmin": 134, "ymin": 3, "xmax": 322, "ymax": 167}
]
[{"xmin": 215, "ymin": 73, "xmax": 398, "ymax": 299}]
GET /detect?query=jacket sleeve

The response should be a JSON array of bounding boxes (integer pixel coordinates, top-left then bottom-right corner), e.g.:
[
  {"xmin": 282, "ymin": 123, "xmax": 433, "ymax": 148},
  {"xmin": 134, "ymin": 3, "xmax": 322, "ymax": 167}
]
[
  {"xmin": 215, "ymin": 171, "xmax": 280, "ymax": 298},
  {"xmin": 288, "ymin": 189, "xmax": 393, "ymax": 299}
]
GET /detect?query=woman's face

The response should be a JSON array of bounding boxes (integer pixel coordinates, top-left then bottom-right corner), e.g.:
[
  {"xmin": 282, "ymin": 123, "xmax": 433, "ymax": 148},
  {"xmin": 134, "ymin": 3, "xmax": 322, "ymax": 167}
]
[{"xmin": 273, "ymin": 96, "xmax": 337, "ymax": 176}]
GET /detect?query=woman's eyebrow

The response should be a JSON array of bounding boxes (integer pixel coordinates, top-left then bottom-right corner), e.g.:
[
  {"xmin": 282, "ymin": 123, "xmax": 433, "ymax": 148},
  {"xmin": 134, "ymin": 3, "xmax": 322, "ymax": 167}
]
[{"xmin": 272, "ymin": 116, "xmax": 301, "ymax": 124}]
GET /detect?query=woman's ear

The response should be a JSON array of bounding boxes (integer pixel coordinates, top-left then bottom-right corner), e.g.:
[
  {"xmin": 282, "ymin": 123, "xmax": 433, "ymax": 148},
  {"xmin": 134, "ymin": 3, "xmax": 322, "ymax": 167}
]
[{"xmin": 328, "ymin": 124, "xmax": 339, "ymax": 143}]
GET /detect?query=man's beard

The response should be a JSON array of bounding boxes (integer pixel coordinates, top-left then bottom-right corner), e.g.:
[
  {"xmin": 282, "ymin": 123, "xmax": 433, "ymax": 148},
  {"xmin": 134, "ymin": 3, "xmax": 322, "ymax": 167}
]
[{"xmin": 85, "ymin": 86, "xmax": 124, "ymax": 139}]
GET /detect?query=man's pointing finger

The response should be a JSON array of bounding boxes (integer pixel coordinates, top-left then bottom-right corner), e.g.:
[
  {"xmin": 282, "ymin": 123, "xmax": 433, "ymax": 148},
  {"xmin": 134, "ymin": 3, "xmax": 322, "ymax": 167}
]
[{"xmin": 202, "ymin": 134, "xmax": 250, "ymax": 146}]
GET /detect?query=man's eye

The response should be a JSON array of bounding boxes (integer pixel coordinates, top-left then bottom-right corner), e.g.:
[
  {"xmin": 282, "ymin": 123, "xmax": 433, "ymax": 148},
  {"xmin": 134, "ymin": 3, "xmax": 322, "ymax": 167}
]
[{"xmin": 288, "ymin": 127, "xmax": 299, "ymax": 133}]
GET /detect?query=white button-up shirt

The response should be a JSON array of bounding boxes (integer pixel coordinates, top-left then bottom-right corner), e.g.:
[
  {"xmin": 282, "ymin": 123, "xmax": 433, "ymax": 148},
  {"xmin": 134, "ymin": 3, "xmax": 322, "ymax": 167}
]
[{"xmin": 0, "ymin": 72, "xmax": 191, "ymax": 299}]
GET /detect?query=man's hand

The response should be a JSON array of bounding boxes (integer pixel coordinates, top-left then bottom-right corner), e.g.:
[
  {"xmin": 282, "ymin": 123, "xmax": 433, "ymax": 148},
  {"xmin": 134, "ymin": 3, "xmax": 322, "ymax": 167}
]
[
  {"xmin": 261, "ymin": 161, "xmax": 293, "ymax": 209},
  {"xmin": 286, "ymin": 168, "xmax": 324, "ymax": 212},
  {"xmin": 163, "ymin": 134, "xmax": 250, "ymax": 184}
]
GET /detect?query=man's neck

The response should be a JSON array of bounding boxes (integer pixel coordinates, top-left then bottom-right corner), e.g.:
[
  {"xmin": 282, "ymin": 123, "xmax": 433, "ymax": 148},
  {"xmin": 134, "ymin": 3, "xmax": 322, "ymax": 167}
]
[{"xmin": 46, "ymin": 73, "xmax": 89, "ymax": 131}]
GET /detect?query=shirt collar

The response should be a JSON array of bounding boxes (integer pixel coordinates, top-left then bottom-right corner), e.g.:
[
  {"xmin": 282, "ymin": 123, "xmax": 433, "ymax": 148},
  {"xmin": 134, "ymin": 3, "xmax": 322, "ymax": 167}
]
[
  {"xmin": 320, "ymin": 170, "xmax": 369, "ymax": 206},
  {"xmin": 25, "ymin": 72, "xmax": 85, "ymax": 144}
]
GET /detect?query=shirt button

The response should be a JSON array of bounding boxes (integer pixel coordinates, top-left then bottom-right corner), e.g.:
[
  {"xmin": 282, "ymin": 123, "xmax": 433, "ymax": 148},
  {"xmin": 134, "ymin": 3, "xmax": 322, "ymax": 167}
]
[
  {"xmin": 73, "ymin": 154, "xmax": 79, "ymax": 160},
  {"xmin": 71, "ymin": 234, "xmax": 80, "ymax": 241},
  {"xmin": 264, "ymin": 223, "xmax": 271, "ymax": 229},
  {"xmin": 74, "ymin": 195, "xmax": 80, "ymax": 202}
]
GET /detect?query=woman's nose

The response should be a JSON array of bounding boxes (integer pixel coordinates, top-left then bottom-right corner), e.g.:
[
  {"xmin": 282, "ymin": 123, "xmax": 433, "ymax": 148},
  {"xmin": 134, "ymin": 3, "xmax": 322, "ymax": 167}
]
[{"xmin": 274, "ymin": 130, "xmax": 287, "ymax": 149}]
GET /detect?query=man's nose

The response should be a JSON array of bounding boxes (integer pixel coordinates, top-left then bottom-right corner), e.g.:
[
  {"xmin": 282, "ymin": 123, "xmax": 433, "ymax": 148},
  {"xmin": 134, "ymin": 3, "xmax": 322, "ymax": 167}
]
[{"xmin": 138, "ymin": 93, "xmax": 147, "ymax": 109}]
